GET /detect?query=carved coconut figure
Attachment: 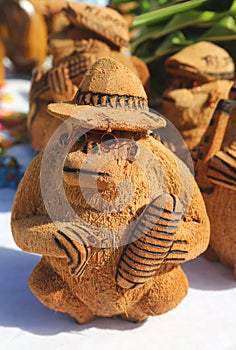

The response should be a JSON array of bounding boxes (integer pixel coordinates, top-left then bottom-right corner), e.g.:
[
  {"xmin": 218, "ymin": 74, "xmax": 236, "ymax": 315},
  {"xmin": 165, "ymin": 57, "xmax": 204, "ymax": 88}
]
[
  {"xmin": 12, "ymin": 58, "xmax": 210, "ymax": 323},
  {"xmin": 161, "ymin": 41, "xmax": 235, "ymax": 150},
  {"xmin": 28, "ymin": 1, "xmax": 150, "ymax": 151},
  {"xmin": 30, "ymin": 0, "xmax": 70, "ymax": 34},
  {"xmin": 194, "ymin": 96, "xmax": 236, "ymax": 276},
  {"xmin": 0, "ymin": 0, "xmax": 47, "ymax": 76}
]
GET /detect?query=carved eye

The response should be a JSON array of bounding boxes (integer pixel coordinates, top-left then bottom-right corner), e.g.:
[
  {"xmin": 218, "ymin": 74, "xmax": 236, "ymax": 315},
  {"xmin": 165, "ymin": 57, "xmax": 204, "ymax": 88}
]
[
  {"xmin": 77, "ymin": 133, "xmax": 88, "ymax": 145},
  {"xmin": 101, "ymin": 133, "xmax": 119, "ymax": 151},
  {"xmin": 59, "ymin": 132, "xmax": 70, "ymax": 148},
  {"xmin": 127, "ymin": 143, "xmax": 139, "ymax": 161}
]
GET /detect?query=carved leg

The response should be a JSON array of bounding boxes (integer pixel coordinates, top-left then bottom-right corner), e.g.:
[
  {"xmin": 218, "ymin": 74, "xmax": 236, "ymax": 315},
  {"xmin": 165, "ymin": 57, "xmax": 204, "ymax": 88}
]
[
  {"xmin": 121, "ymin": 266, "xmax": 188, "ymax": 322},
  {"xmin": 120, "ymin": 304, "xmax": 148, "ymax": 323},
  {"xmin": 28, "ymin": 256, "xmax": 95, "ymax": 324},
  {"xmin": 204, "ymin": 245, "xmax": 219, "ymax": 262}
]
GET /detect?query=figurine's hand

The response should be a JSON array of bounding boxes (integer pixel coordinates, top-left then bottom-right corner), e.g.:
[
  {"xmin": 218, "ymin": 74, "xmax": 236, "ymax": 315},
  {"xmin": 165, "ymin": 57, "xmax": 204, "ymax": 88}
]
[
  {"xmin": 207, "ymin": 149, "xmax": 236, "ymax": 191},
  {"xmin": 53, "ymin": 225, "xmax": 90, "ymax": 277},
  {"xmin": 48, "ymin": 65, "xmax": 77, "ymax": 102},
  {"xmin": 165, "ymin": 239, "xmax": 188, "ymax": 263},
  {"xmin": 116, "ymin": 193, "xmax": 186, "ymax": 289}
]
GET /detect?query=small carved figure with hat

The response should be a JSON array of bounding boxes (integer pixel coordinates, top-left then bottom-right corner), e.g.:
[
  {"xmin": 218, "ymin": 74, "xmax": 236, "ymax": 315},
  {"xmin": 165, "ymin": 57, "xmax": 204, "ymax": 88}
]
[{"xmin": 12, "ymin": 58, "xmax": 210, "ymax": 323}]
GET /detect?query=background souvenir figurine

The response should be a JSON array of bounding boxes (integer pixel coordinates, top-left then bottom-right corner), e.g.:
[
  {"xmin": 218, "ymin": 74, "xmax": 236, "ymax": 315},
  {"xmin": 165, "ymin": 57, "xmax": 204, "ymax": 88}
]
[
  {"xmin": 28, "ymin": 1, "xmax": 150, "ymax": 151},
  {"xmin": 30, "ymin": 0, "xmax": 69, "ymax": 35},
  {"xmin": 0, "ymin": 0, "xmax": 47, "ymax": 76},
  {"xmin": 161, "ymin": 41, "xmax": 235, "ymax": 151},
  {"xmin": 194, "ymin": 97, "xmax": 236, "ymax": 277},
  {"xmin": 12, "ymin": 58, "xmax": 210, "ymax": 323}
]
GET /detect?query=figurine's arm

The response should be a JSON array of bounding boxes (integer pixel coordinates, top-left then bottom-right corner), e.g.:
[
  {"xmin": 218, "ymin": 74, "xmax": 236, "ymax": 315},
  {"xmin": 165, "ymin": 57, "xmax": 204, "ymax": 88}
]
[
  {"xmin": 195, "ymin": 99, "xmax": 236, "ymax": 191},
  {"xmin": 11, "ymin": 154, "xmax": 65, "ymax": 257},
  {"xmin": 207, "ymin": 149, "xmax": 236, "ymax": 191},
  {"xmin": 11, "ymin": 153, "xmax": 92, "ymax": 275},
  {"xmin": 116, "ymin": 193, "xmax": 185, "ymax": 289},
  {"xmin": 53, "ymin": 226, "xmax": 92, "ymax": 277},
  {"xmin": 116, "ymin": 185, "xmax": 210, "ymax": 290},
  {"xmin": 48, "ymin": 65, "xmax": 77, "ymax": 102}
]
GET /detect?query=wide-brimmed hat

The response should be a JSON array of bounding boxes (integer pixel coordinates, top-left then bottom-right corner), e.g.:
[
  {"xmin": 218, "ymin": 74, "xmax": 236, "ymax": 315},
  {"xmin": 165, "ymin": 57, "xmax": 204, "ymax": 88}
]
[
  {"xmin": 165, "ymin": 41, "xmax": 235, "ymax": 82},
  {"xmin": 48, "ymin": 57, "xmax": 165, "ymax": 132},
  {"xmin": 62, "ymin": 2, "xmax": 130, "ymax": 48}
]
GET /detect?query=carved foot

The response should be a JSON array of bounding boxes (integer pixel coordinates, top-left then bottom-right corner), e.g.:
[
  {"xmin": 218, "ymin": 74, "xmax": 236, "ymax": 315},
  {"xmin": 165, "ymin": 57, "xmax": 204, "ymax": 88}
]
[
  {"xmin": 121, "ymin": 266, "xmax": 188, "ymax": 322},
  {"xmin": 204, "ymin": 245, "xmax": 219, "ymax": 262},
  {"xmin": 120, "ymin": 307, "xmax": 148, "ymax": 323},
  {"xmin": 29, "ymin": 256, "xmax": 95, "ymax": 324}
]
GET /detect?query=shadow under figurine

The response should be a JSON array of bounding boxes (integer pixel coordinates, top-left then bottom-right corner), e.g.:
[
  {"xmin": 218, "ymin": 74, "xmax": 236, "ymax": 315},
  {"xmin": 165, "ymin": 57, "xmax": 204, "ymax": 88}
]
[
  {"xmin": 11, "ymin": 58, "xmax": 210, "ymax": 323},
  {"xmin": 161, "ymin": 41, "xmax": 235, "ymax": 151},
  {"xmin": 195, "ymin": 97, "xmax": 236, "ymax": 277}
]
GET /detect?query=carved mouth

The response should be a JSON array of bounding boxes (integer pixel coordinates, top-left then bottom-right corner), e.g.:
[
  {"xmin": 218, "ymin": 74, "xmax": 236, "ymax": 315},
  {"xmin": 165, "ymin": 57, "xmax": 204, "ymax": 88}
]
[{"xmin": 63, "ymin": 166, "xmax": 110, "ymax": 177}]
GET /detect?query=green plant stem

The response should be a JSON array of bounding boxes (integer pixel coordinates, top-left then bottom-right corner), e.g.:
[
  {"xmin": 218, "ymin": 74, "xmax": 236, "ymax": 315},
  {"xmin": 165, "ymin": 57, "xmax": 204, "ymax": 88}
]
[
  {"xmin": 131, "ymin": 0, "xmax": 209, "ymax": 28},
  {"xmin": 131, "ymin": 9, "xmax": 227, "ymax": 50}
]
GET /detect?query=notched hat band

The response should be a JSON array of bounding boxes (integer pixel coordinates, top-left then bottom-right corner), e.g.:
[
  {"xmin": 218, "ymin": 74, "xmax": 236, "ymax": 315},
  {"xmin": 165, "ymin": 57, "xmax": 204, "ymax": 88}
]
[{"xmin": 74, "ymin": 89, "xmax": 148, "ymax": 109}]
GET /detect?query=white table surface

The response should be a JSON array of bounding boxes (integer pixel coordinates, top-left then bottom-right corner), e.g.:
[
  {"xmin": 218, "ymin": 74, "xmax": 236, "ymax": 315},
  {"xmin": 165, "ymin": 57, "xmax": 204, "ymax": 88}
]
[
  {"xmin": 1, "ymin": 75, "xmax": 236, "ymax": 350},
  {"xmin": 1, "ymin": 146, "xmax": 236, "ymax": 350}
]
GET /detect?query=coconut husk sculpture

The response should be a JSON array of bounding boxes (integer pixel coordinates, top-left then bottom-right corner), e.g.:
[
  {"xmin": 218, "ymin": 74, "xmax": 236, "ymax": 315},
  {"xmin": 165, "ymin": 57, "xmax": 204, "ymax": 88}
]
[
  {"xmin": 12, "ymin": 57, "xmax": 210, "ymax": 323},
  {"xmin": 0, "ymin": 0, "xmax": 47, "ymax": 77},
  {"xmin": 28, "ymin": 1, "xmax": 150, "ymax": 151},
  {"xmin": 30, "ymin": 0, "xmax": 70, "ymax": 34},
  {"xmin": 194, "ymin": 95, "xmax": 236, "ymax": 276},
  {"xmin": 161, "ymin": 41, "xmax": 235, "ymax": 151}
]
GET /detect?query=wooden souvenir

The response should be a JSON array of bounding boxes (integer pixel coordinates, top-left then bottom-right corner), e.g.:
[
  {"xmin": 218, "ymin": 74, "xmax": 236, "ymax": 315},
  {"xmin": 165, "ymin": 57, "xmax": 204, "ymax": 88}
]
[
  {"xmin": 194, "ymin": 96, "xmax": 236, "ymax": 276},
  {"xmin": 12, "ymin": 58, "xmax": 210, "ymax": 323},
  {"xmin": 161, "ymin": 41, "xmax": 235, "ymax": 150},
  {"xmin": 44, "ymin": 1, "xmax": 130, "ymax": 48},
  {"xmin": 46, "ymin": 1, "xmax": 149, "ymax": 90},
  {"xmin": 29, "ymin": 0, "xmax": 69, "ymax": 34},
  {"xmin": 28, "ymin": 3, "xmax": 150, "ymax": 151},
  {"xmin": 0, "ymin": 0, "xmax": 47, "ymax": 74}
]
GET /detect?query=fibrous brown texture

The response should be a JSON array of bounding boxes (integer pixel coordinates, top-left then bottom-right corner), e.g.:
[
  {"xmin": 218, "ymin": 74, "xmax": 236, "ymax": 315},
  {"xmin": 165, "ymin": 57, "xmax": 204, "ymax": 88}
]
[
  {"xmin": 12, "ymin": 133, "xmax": 209, "ymax": 323},
  {"xmin": 0, "ymin": 0, "xmax": 47, "ymax": 75},
  {"xmin": 12, "ymin": 58, "xmax": 210, "ymax": 323},
  {"xmin": 162, "ymin": 79, "xmax": 234, "ymax": 150},
  {"xmin": 194, "ymin": 99, "xmax": 236, "ymax": 276},
  {"xmin": 45, "ymin": 1, "xmax": 130, "ymax": 48},
  {"xmin": 161, "ymin": 41, "xmax": 235, "ymax": 151},
  {"xmin": 28, "ymin": 3, "xmax": 150, "ymax": 151},
  {"xmin": 165, "ymin": 41, "xmax": 235, "ymax": 82},
  {"xmin": 29, "ymin": 55, "xmax": 150, "ymax": 150}
]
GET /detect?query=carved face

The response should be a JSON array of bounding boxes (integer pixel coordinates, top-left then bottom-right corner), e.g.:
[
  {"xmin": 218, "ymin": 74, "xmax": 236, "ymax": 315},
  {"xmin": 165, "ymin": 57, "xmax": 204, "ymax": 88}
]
[
  {"xmin": 162, "ymin": 42, "xmax": 235, "ymax": 150},
  {"xmin": 62, "ymin": 128, "xmax": 142, "ymax": 192}
]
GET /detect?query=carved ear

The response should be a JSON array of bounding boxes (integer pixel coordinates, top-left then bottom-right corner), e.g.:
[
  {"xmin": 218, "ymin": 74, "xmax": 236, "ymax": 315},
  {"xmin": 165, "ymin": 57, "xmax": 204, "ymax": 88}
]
[
  {"xmin": 53, "ymin": 225, "xmax": 90, "ymax": 277},
  {"xmin": 207, "ymin": 149, "xmax": 236, "ymax": 191},
  {"xmin": 116, "ymin": 193, "xmax": 184, "ymax": 290}
]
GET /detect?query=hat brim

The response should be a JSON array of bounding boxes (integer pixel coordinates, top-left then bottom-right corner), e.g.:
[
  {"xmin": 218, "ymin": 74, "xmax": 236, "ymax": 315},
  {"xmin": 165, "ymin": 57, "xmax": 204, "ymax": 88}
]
[{"xmin": 47, "ymin": 102, "xmax": 166, "ymax": 132}]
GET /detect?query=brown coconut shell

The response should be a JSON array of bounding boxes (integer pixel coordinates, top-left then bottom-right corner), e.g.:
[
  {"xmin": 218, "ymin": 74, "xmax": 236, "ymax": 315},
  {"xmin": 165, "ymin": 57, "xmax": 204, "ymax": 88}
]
[{"xmin": 194, "ymin": 99, "xmax": 236, "ymax": 276}]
